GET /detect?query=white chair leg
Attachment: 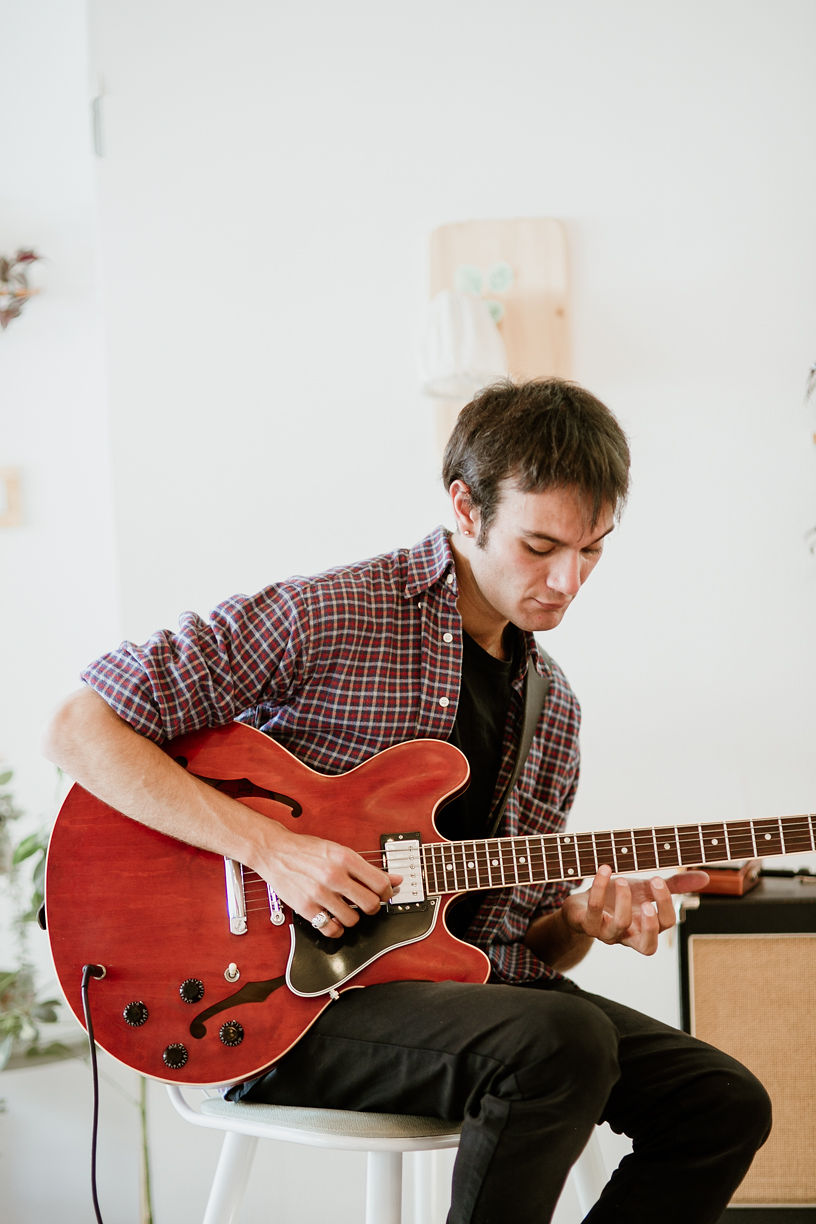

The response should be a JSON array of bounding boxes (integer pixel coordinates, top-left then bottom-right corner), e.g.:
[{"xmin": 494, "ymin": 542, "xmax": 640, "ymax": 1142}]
[
  {"xmin": 411, "ymin": 1148, "xmax": 453, "ymax": 1224},
  {"xmin": 366, "ymin": 1149, "xmax": 403, "ymax": 1224},
  {"xmin": 571, "ymin": 1129, "xmax": 608, "ymax": 1218},
  {"xmin": 203, "ymin": 1132, "xmax": 259, "ymax": 1224}
]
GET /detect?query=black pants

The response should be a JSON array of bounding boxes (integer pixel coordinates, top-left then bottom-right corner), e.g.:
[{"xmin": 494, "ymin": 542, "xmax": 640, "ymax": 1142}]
[{"xmin": 235, "ymin": 977, "xmax": 771, "ymax": 1223}]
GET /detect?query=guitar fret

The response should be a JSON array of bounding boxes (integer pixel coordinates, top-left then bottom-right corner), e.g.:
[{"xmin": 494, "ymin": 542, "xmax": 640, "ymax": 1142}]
[
  {"xmin": 528, "ymin": 837, "xmax": 547, "ymax": 882},
  {"xmin": 543, "ymin": 835, "xmax": 562, "ymax": 880},
  {"xmin": 677, "ymin": 825, "xmax": 704, "ymax": 865},
  {"xmin": 553, "ymin": 834, "xmax": 565, "ymax": 880},
  {"xmin": 723, "ymin": 821, "xmax": 755, "ymax": 859},
  {"xmin": 442, "ymin": 843, "xmax": 460, "ymax": 891},
  {"xmin": 753, "ymin": 818, "xmax": 785, "ymax": 858},
  {"xmin": 780, "ymin": 814, "xmax": 816, "ymax": 855},
  {"xmin": 632, "ymin": 828, "xmax": 658, "ymax": 871},
  {"xmin": 558, "ymin": 835, "xmax": 580, "ymax": 881},
  {"xmin": 699, "ymin": 822, "xmax": 729, "ymax": 862},
  {"xmin": 460, "ymin": 841, "xmax": 479, "ymax": 888},
  {"xmin": 435, "ymin": 843, "xmax": 449, "ymax": 892},
  {"xmin": 485, "ymin": 839, "xmax": 505, "ymax": 887},
  {"xmin": 513, "ymin": 838, "xmax": 534, "ymax": 884},
  {"xmin": 455, "ymin": 842, "xmax": 470, "ymax": 889},
  {"xmin": 471, "ymin": 840, "xmax": 490, "ymax": 888},
  {"xmin": 500, "ymin": 839, "xmax": 517, "ymax": 884},
  {"xmin": 653, "ymin": 827, "xmax": 680, "ymax": 869},
  {"xmin": 423, "ymin": 844, "xmax": 439, "ymax": 895},
  {"xmin": 592, "ymin": 830, "xmax": 615, "ymax": 870},
  {"xmin": 575, "ymin": 832, "xmax": 598, "ymax": 877},
  {"xmin": 611, "ymin": 829, "xmax": 636, "ymax": 872}
]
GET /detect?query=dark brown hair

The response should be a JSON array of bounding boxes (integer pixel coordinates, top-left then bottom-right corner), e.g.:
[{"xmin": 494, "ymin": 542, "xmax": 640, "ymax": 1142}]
[{"xmin": 441, "ymin": 378, "xmax": 630, "ymax": 540}]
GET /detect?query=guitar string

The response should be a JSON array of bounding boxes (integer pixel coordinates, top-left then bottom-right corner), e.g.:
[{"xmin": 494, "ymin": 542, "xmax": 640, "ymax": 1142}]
[
  {"xmin": 234, "ymin": 812, "xmax": 816, "ymax": 916},
  {"xmin": 241, "ymin": 815, "xmax": 816, "ymax": 878}
]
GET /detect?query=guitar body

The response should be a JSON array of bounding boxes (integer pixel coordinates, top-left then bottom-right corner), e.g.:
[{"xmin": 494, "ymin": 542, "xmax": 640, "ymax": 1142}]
[{"xmin": 45, "ymin": 724, "xmax": 485, "ymax": 1087}]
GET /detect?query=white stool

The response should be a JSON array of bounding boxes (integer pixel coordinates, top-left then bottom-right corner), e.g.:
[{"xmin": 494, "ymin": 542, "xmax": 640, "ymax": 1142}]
[{"xmin": 167, "ymin": 1084, "xmax": 607, "ymax": 1224}]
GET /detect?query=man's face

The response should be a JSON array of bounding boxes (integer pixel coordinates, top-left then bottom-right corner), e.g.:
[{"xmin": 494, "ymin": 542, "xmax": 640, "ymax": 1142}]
[{"xmin": 455, "ymin": 481, "xmax": 615, "ymax": 635}]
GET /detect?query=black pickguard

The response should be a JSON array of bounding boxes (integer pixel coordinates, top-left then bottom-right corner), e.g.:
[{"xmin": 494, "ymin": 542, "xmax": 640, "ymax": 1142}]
[{"xmin": 287, "ymin": 904, "xmax": 438, "ymax": 996}]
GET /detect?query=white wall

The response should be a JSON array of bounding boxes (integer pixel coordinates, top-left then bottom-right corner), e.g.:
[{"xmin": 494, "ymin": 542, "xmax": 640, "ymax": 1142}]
[
  {"xmin": 0, "ymin": 0, "xmax": 118, "ymax": 816},
  {"xmin": 2, "ymin": 1, "xmax": 815, "ymax": 1221}
]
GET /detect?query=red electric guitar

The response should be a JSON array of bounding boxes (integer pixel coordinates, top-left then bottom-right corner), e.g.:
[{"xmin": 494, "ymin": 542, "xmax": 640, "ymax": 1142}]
[{"xmin": 45, "ymin": 722, "xmax": 816, "ymax": 1087}]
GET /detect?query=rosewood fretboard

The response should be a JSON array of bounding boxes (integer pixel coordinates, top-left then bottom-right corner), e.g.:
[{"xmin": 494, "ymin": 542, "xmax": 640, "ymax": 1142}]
[{"xmin": 421, "ymin": 813, "xmax": 816, "ymax": 895}]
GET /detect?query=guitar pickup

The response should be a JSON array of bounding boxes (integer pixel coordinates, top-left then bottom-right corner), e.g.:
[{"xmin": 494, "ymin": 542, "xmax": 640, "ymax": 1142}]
[
  {"xmin": 224, "ymin": 857, "xmax": 248, "ymax": 934},
  {"xmin": 381, "ymin": 834, "xmax": 427, "ymax": 912}
]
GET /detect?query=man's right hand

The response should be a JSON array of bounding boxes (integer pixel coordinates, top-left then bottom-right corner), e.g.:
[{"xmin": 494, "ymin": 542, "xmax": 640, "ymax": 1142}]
[
  {"xmin": 251, "ymin": 821, "xmax": 401, "ymax": 940},
  {"xmin": 44, "ymin": 687, "xmax": 398, "ymax": 942}
]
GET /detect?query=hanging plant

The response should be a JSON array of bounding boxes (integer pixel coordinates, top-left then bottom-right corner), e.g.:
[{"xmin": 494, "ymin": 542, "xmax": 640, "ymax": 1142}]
[{"xmin": 0, "ymin": 249, "xmax": 42, "ymax": 330}]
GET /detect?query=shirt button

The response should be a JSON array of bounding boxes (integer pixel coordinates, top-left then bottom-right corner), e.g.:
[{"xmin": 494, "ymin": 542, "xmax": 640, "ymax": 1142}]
[
  {"xmin": 442, "ymin": 632, "xmax": 453, "ymax": 643},
  {"xmin": 445, "ymin": 573, "xmax": 454, "ymax": 585},
  {"xmin": 438, "ymin": 697, "xmax": 450, "ymax": 708}
]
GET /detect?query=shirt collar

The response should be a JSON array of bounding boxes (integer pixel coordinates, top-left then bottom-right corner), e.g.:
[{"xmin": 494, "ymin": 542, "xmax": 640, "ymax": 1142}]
[
  {"xmin": 403, "ymin": 525, "xmax": 457, "ymax": 598},
  {"xmin": 404, "ymin": 526, "xmax": 552, "ymax": 679}
]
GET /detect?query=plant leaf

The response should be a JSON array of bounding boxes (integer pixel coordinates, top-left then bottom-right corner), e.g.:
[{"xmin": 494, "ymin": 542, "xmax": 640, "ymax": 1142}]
[{"xmin": 12, "ymin": 834, "xmax": 44, "ymax": 865}]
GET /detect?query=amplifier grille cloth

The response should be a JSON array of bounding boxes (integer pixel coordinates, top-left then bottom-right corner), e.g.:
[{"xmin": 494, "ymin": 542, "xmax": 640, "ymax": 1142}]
[{"xmin": 688, "ymin": 934, "xmax": 816, "ymax": 1205}]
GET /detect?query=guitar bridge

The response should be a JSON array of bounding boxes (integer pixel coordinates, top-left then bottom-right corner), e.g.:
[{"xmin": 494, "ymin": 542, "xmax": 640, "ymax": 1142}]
[{"xmin": 382, "ymin": 833, "xmax": 427, "ymax": 912}]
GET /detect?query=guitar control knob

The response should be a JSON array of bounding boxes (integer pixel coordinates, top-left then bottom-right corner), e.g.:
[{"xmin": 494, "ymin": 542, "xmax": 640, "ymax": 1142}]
[
  {"xmin": 179, "ymin": 978, "xmax": 205, "ymax": 1004},
  {"xmin": 162, "ymin": 1043, "xmax": 189, "ymax": 1070},
  {"xmin": 123, "ymin": 1001, "xmax": 149, "ymax": 1027},
  {"xmin": 219, "ymin": 1020, "xmax": 244, "ymax": 1047}
]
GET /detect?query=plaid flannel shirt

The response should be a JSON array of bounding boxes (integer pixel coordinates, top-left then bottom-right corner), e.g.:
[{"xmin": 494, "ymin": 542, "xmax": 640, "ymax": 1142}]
[{"xmin": 81, "ymin": 525, "xmax": 580, "ymax": 984}]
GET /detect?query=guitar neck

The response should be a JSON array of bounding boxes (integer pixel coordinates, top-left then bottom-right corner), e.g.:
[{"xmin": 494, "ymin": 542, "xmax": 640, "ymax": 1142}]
[{"xmin": 421, "ymin": 812, "xmax": 816, "ymax": 895}]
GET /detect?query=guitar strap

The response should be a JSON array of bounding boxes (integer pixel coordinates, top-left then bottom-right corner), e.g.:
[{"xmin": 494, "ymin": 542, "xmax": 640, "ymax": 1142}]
[{"xmin": 486, "ymin": 652, "xmax": 552, "ymax": 838}]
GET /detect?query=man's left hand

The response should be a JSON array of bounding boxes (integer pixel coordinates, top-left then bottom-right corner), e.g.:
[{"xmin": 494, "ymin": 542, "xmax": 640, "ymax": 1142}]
[{"xmin": 561, "ymin": 866, "xmax": 710, "ymax": 956}]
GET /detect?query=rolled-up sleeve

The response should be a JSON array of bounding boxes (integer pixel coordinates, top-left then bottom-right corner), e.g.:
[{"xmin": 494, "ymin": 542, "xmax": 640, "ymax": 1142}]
[{"xmin": 80, "ymin": 584, "xmax": 307, "ymax": 742}]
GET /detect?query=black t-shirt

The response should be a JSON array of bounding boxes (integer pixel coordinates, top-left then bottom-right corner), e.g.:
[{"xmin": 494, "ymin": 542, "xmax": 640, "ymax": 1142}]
[{"xmin": 439, "ymin": 628, "xmax": 520, "ymax": 935}]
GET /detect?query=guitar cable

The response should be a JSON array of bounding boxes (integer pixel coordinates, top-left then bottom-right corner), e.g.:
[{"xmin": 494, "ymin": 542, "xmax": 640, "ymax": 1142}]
[{"xmin": 80, "ymin": 962, "xmax": 107, "ymax": 1224}]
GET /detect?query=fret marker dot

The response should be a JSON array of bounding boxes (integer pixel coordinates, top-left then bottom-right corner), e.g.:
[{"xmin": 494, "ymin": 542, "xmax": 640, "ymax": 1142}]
[
  {"xmin": 764, "ymin": 834, "xmax": 771, "ymax": 840},
  {"xmin": 663, "ymin": 843, "xmax": 670, "ymax": 850},
  {"xmin": 564, "ymin": 837, "xmax": 571, "ymax": 844},
  {"xmin": 568, "ymin": 868, "xmax": 575, "ymax": 875},
  {"xmin": 446, "ymin": 862, "xmax": 453, "ymax": 871},
  {"xmin": 491, "ymin": 859, "xmax": 498, "ymax": 866},
  {"xmin": 519, "ymin": 857, "xmax": 526, "ymax": 865},
  {"xmin": 621, "ymin": 847, "xmax": 628, "ymax": 854},
  {"xmin": 467, "ymin": 860, "xmax": 475, "ymax": 868},
  {"xmin": 711, "ymin": 839, "xmax": 719, "ymax": 845}
]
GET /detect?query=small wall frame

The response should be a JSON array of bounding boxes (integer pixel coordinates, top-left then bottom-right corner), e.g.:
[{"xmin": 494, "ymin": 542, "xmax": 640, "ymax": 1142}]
[{"xmin": 0, "ymin": 467, "xmax": 23, "ymax": 527}]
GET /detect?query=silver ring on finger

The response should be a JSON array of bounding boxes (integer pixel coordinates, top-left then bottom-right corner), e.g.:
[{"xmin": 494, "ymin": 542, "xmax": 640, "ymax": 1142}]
[{"xmin": 311, "ymin": 909, "xmax": 331, "ymax": 931}]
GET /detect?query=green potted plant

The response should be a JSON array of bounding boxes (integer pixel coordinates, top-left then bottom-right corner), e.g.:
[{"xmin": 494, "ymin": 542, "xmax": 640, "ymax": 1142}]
[{"xmin": 0, "ymin": 765, "xmax": 62, "ymax": 1068}]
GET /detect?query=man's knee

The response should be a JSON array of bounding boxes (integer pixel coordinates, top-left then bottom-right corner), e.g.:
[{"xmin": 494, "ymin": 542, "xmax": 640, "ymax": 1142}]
[
  {"xmin": 719, "ymin": 1062, "xmax": 773, "ymax": 1154},
  {"xmin": 677, "ymin": 1051, "xmax": 773, "ymax": 1160},
  {"xmin": 494, "ymin": 990, "xmax": 620, "ymax": 1109}
]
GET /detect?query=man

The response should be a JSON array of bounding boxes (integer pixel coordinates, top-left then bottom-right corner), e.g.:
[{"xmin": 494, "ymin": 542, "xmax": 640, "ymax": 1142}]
[{"xmin": 45, "ymin": 378, "xmax": 770, "ymax": 1222}]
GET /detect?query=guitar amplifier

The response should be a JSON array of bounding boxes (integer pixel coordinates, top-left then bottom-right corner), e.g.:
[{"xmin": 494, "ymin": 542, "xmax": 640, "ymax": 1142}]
[{"xmin": 679, "ymin": 875, "xmax": 816, "ymax": 1223}]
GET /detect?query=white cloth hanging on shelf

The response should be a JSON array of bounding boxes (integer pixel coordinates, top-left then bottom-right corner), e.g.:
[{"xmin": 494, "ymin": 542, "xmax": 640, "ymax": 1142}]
[{"xmin": 419, "ymin": 290, "xmax": 507, "ymax": 400}]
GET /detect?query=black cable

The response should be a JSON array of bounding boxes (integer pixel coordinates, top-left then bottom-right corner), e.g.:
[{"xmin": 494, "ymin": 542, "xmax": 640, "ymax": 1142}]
[{"xmin": 80, "ymin": 963, "xmax": 107, "ymax": 1224}]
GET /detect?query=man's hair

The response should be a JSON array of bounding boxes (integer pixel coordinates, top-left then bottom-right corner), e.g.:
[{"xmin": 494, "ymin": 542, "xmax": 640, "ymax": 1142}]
[{"xmin": 441, "ymin": 378, "xmax": 630, "ymax": 541}]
